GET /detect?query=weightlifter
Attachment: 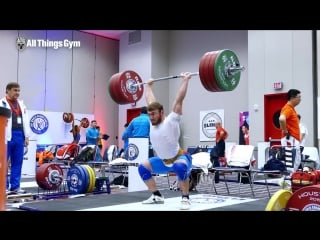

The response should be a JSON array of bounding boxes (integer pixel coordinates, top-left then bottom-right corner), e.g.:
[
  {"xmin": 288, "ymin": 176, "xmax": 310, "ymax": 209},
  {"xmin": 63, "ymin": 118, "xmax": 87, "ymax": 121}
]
[{"xmin": 137, "ymin": 72, "xmax": 193, "ymax": 210}]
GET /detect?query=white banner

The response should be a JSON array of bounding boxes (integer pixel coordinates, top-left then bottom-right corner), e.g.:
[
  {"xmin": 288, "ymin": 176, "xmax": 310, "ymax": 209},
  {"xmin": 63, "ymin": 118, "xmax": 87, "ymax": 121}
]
[
  {"xmin": 128, "ymin": 137, "xmax": 149, "ymax": 192},
  {"xmin": 199, "ymin": 109, "xmax": 224, "ymax": 142},
  {"xmin": 27, "ymin": 110, "xmax": 94, "ymax": 145}
]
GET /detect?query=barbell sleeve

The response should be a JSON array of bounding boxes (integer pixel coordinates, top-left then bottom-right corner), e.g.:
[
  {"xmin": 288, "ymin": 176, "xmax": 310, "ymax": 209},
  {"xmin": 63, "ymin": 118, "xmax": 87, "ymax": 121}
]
[{"xmin": 227, "ymin": 66, "xmax": 245, "ymax": 77}]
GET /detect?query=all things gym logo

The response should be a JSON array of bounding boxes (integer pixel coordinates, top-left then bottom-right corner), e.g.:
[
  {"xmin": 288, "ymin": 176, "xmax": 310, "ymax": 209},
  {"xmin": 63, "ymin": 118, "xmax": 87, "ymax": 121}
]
[
  {"xmin": 200, "ymin": 109, "xmax": 224, "ymax": 142},
  {"xmin": 16, "ymin": 36, "xmax": 81, "ymax": 51},
  {"xmin": 127, "ymin": 143, "xmax": 139, "ymax": 161},
  {"xmin": 30, "ymin": 114, "xmax": 49, "ymax": 134}
]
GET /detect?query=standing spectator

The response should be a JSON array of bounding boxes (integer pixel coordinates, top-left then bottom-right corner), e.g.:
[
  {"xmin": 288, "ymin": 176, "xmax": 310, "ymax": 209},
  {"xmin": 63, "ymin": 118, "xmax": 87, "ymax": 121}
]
[
  {"xmin": 126, "ymin": 106, "xmax": 153, "ymax": 157},
  {"xmin": 86, "ymin": 120, "xmax": 100, "ymax": 161},
  {"xmin": 86, "ymin": 120, "xmax": 100, "ymax": 145},
  {"xmin": 215, "ymin": 121, "xmax": 228, "ymax": 158},
  {"xmin": 210, "ymin": 121, "xmax": 228, "ymax": 183},
  {"xmin": 1, "ymin": 82, "xmax": 30, "ymax": 194},
  {"xmin": 279, "ymin": 89, "xmax": 302, "ymax": 170}
]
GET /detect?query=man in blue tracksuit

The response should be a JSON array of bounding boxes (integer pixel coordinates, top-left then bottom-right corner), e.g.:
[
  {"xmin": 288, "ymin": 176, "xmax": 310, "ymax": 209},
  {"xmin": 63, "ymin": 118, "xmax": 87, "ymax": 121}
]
[
  {"xmin": 85, "ymin": 120, "xmax": 101, "ymax": 161},
  {"xmin": 125, "ymin": 106, "xmax": 153, "ymax": 157},
  {"xmin": 1, "ymin": 82, "xmax": 30, "ymax": 194}
]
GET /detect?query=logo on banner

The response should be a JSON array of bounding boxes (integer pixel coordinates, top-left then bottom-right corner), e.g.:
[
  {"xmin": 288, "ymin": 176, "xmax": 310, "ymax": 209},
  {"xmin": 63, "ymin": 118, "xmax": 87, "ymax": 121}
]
[
  {"xmin": 30, "ymin": 114, "xmax": 49, "ymax": 134},
  {"xmin": 127, "ymin": 143, "xmax": 139, "ymax": 161},
  {"xmin": 201, "ymin": 112, "xmax": 222, "ymax": 138}
]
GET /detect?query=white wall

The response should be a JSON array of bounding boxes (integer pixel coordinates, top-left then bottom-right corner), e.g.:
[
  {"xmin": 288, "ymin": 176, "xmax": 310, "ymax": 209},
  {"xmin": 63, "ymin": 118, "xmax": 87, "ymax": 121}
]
[
  {"xmin": 118, "ymin": 30, "xmax": 249, "ymax": 149},
  {"xmin": 248, "ymin": 30, "xmax": 314, "ymax": 147},
  {"xmin": 0, "ymin": 30, "xmax": 120, "ymax": 154}
]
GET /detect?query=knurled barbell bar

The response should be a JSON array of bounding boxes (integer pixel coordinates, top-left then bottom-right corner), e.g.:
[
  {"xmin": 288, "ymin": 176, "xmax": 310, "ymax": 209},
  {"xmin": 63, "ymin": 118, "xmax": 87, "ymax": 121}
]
[{"xmin": 108, "ymin": 49, "xmax": 245, "ymax": 105}]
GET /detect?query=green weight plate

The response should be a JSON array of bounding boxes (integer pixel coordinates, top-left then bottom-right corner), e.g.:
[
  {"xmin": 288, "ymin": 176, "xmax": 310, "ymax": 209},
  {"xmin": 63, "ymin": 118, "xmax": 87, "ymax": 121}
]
[{"xmin": 214, "ymin": 49, "xmax": 241, "ymax": 91}]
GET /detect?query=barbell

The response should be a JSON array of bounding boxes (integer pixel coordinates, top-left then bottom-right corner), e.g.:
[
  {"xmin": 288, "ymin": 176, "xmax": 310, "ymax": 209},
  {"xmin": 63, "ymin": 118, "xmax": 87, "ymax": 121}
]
[
  {"xmin": 62, "ymin": 112, "xmax": 90, "ymax": 128},
  {"xmin": 108, "ymin": 49, "xmax": 245, "ymax": 105}
]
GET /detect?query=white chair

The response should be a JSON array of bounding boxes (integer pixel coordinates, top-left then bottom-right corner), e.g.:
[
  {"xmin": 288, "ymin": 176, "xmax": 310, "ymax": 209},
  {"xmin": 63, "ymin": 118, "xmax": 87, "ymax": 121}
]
[
  {"xmin": 210, "ymin": 145, "xmax": 255, "ymax": 197},
  {"xmin": 302, "ymin": 147, "xmax": 319, "ymax": 169}
]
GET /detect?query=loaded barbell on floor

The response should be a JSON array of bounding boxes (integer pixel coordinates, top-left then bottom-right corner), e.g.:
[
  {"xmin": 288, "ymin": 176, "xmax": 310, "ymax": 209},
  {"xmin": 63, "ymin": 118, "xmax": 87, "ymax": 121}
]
[{"xmin": 108, "ymin": 49, "xmax": 245, "ymax": 105}]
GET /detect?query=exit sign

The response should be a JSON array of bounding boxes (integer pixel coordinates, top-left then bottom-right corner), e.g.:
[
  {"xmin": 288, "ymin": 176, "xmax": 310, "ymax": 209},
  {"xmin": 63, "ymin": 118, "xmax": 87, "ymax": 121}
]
[{"xmin": 273, "ymin": 82, "xmax": 283, "ymax": 90}]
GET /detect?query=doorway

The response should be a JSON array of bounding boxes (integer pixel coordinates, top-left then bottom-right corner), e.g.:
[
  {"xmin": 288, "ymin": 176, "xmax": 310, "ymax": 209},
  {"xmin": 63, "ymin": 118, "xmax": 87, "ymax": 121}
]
[
  {"xmin": 264, "ymin": 92, "xmax": 287, "ymax": 145},
  {"xmin": 127, "ymin": 107, "xmax": 141, "ymax": 124}
]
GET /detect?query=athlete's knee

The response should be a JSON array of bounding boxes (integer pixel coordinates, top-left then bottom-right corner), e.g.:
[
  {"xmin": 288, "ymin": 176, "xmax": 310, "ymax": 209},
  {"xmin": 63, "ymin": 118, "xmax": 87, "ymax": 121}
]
[
  {"xmin": 172, "ymin": 161, "xmax": 190, "ymax": 181},
  {"xmin": 138, "ymin": 164, "xmax": 152, "ymax": 181}
]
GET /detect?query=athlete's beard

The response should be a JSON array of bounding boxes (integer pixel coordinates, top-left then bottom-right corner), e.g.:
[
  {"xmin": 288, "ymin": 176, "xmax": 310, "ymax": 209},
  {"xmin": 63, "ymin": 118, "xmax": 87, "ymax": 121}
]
[{"xmin": 151, "ymin": 117, "xmax": 162, "ymax": 126}]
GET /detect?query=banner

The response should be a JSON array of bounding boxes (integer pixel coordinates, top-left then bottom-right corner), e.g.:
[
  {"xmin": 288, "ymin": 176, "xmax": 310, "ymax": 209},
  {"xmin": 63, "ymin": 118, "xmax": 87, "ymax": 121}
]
[
  {"xmin": 128, "ymin": 137, "xmax": 148, "ymax": 192},
  {"xmin": 28, "ymin": 110, "xmax": 94, "ymax": 145},
  {"xmin": 239, "ymin": 111, "xmax": 249, "ymax": 145},
  {"xmin": 199, "ymin": 109, "xmax": 224, "ymax": 142}
]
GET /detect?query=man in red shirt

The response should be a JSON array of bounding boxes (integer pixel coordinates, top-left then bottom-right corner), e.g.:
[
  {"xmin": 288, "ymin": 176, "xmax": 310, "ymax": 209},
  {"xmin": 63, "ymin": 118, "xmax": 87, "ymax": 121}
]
[
  {"xmin": 215, "ymin": 121, "xmax": 228, "ymax": 158},
  {"xmin": 210, "ymin": 121, "xmax": 228, "ymax": 183},
  {"xmin": 279, "ymin": 89, "xmax": 302, "ymax": 170}
]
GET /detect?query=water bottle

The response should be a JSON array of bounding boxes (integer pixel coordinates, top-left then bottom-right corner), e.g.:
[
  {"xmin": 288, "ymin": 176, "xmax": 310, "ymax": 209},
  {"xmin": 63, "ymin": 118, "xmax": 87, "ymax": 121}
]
[{"xmin": 105, "ymin": 177, "xmax": 111, "ymax": 194}]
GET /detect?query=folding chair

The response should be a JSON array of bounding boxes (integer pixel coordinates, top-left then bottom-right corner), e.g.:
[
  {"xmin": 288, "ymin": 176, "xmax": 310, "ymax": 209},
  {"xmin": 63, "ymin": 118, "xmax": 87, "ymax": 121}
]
[
  {"xmin": 251, "ymin": 145, "xmax": 292, "ymax": 197},
  {"xmin": 301, "ymin": 147, "xmax": 319, "ymax": 170},
  {"xmin": 210, "ymin": 145, "xmax": 255, "ymax": 197}
]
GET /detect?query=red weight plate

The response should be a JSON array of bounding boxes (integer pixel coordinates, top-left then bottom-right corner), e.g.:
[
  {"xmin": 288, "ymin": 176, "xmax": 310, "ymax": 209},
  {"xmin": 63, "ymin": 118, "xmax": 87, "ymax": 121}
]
[
  {"xmin": 286, "ymin": 185, "xmax": 320, "ymax": 211},
  {"xmin": 109, "ymin": 73, "xmax": 128, "ymax": 104},
  {"xmin": 206, "ymin": 51, "xmax": 220, "ymax": 92},
  {"xmin": 36, "ymin": 163, "xmax": 63, "ymax": 190},
  {"xmin": 198, "ymin": 52, "xmax": 208, "ymax": 88},
  {"xmin": 68, "ymin": 113, "xmax": 74, "ymax": 122},
  {"xmin": 207, "ymin": 51, "xmax": 222, "ymax": 92},
  {"xmin": 109, "ymin": 70, "xmax": 144, "ymax": 105},
  {"xmin": 199, "ymin": 52, "xmax": 214, "ymax": 91},
  {"xmin": 63, "ymin": 112, "xmax": 73, "ymax": 123},
  {"xmin": 118, "ymin": 70, "xmax": 144, "ymax": 104},
  {"xmin": 80, "ymin": 117, "xmax": 89, "ymax": 128}
]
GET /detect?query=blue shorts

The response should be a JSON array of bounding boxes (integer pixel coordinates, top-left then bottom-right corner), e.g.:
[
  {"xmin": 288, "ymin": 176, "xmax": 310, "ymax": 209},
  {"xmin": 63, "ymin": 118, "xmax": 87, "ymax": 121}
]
[{"xmin": 148, "ymin": 153, "xmax": 192, "ymax": 175}]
